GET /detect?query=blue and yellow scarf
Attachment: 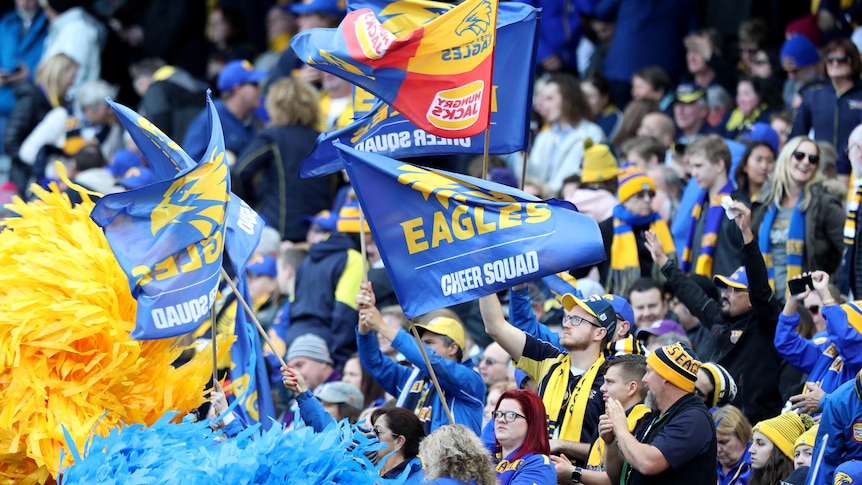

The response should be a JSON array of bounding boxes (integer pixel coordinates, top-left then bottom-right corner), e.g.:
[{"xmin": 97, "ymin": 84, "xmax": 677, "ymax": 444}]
[
  {"xmin": 758, "ymin": 196, "xmax": 805, "ymax": 295},
  {"xmin": 608, "ymin": 205, "xmax": 675, "ymax": 295},
  {"xmin": 681, "ymin": 182, "xmax": 734, "ymax": 276}
]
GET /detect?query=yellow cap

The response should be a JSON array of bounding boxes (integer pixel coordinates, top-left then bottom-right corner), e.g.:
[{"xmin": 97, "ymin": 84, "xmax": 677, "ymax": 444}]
[{"xmin": 414, "ymin": 316, "xmax": 466, "ymax": 351}]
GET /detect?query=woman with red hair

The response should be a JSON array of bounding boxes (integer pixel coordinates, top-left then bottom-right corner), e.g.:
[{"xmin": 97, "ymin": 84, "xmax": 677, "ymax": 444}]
[{"xmin": 493, "ymin": 389, "xmax": 556, "ymax": 485}]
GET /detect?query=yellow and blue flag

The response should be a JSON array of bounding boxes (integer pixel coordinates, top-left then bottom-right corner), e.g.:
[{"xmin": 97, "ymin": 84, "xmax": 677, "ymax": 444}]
[
  {"xmin": 333, "ymin": 141, "xmax": 606, "ymax": 318},
  {"xmin": 91, "ymin": 97, "xmax": 230, "ymax": 340},
  {"xmin": 291, "ymin": 0, "xmax": 498, "ymax": 139},
  {"xmin": 102, "ymin": 96, "xmax": 275, "ymax": 427},
  {"xmin": 298, "ymin": 1, "xmax": 538, "ymax": 178}
]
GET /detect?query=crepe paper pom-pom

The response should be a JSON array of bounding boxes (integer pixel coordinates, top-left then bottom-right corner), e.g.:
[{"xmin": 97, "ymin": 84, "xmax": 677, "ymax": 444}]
[
  {"xmin": 58, "ymin": 412, "xmax": 389, "ymax": 484},
  {"xmin": 0, "ymin": 184, "xmax": 223, "ymax": 483}
]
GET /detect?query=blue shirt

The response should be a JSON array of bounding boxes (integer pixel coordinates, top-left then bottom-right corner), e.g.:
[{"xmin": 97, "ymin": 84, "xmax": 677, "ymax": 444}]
[{"xmin": 182, "ymin": 99, "xmax": 256, "ymax": 161}]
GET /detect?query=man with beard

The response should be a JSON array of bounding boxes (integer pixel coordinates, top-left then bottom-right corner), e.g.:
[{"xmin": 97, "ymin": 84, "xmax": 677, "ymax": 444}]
[
  {"xmin": 644, "ymin": 199, "xmax": 785, "ymax": 424},
  {"xmin": 601, "ymin": 342, "xmax": 717, "ymax": 485},
  {"xmin": 480, "ymin": 292, "xmax": 616, "ymax": 466}
]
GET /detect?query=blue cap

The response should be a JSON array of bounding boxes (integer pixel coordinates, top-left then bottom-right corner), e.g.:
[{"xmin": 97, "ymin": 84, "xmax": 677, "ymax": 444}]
[
  {"xmin": 304, "ymin": 209, "xmax": 338, "ymax": 232},
  {"xmin": 834, "ymin": 461, "xmax": 862, "ymax": 483},
  {"xmin": 603, "ymin": 294, "xmax": 635, "ymax": 325},
  {"xmin": 289, "ymin": 0, "xmax": 346, "ymax": 18},
  {"xmin": 109, "ymin": 150, "xmax": 144, "ymax": 178},
  {"xmin": 514, "ymin": 369, "xmax": 530, "ymax": 389},
  {"xmin": 119, "ymin": 167, "xmax": 158, "ymax": 189},
  {"xmin": 714, "ymin": 266, "xmax": 748, "ymax": 290},
  {"xmin": 740, "ymin": 122, "xmax": 779, "ymax": 155},
  {"xmin": 246, "ymin": 254, "xmax": 277, "ymax": 278},
  {"xmin": 217, "ymin": 60, "xmax": 267, "ymax": 92},
  {"xmin": 781, "ymin": 35, "xmax": 820, "ymax": 71}
]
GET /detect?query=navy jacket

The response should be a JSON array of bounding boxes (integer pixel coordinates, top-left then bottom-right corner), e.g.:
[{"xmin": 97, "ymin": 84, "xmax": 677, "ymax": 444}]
[{"xmin": 791, "ymin": 79, "xmax": 862, "ymax": 175}]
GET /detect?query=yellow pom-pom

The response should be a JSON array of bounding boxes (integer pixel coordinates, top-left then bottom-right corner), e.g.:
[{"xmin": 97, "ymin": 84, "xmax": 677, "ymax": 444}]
[
  {"xmin": 583, "ymin": 137, "xmax": 594, "ymax": 150},
  {"xmin": 0, "ymin": 184, "xmax": 224, "ymax": 483}
]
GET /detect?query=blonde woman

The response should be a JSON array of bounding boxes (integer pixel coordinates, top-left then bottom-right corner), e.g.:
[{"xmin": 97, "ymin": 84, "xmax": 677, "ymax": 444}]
[
  {"xmin": 420, "ymin": 424, "xmax": 499, "ymax": 485},
  {"xmin": 751, "ymin": 136, "xmax": 844, "ymax": 298},
  {"xmin": 233, "ymin": 77, "xmax": 336, "ymax": 242},
  {"xmin": 5, "ymin": 53, "xmax": 78, "ymax": 192}
]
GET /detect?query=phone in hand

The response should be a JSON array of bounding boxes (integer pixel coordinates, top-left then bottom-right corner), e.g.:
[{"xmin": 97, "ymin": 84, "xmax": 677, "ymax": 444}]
[{"xmin": 788, "ymin": 275, "xmax": 813, "ymax": 296}]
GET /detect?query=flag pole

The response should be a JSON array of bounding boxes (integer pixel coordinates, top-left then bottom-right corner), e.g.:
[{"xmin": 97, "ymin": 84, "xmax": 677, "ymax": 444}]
[
  {"xmin": 211, "ymin": 304, "xmax": 219, "ymax": 385},
  {"xmin": 219, "ymin": 267, "xmax": 289, "ymax": 369},
  {"xmin": 482, "ymin": 127, "xmax": 491, "ymax": 179},
  {"xmin": 358, "ymin": 207, "xmax": 369, "ymax": 284},
  {"xmin": 409, "ymin": 323, "xmax": 456, "ymax": 425},
  {"xmin": 519, "ymin": 150, "xmax": 527, "ymax": 190}
]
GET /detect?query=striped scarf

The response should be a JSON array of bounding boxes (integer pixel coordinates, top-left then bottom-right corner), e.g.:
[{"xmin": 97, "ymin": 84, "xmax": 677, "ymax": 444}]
[
  {"xmin": 844, "ymin": 184, "xmax": 862, "ymax": 249},
  {"xmin": 758, "ymin": 196, "xmax": 805, "ymax": 295},
  {"xmin": 539, "ymin": 354, "xmax": 604, "ymax": 442},
  {"xmin": 607, "ymin": 205, "xmax": 675, "ymax": 295},
  {"xmin": 681, "ymin": 182, "xmax": 734, "ymax": 276}
]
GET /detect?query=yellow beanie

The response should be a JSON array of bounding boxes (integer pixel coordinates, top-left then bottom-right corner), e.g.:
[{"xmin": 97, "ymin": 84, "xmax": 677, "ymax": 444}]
[
  {"xmin": 645, "ymin": 342, "xmax": 700, "ymax": 392},
  {"xmin": 336, "ymin": 201, "xmax": 370, "ymax": 233},
  {"xmin": 581, "ymin": 139, "xmax": 620, "ymax": 183},
  {"xmin": 617, "ymin": 163, "xmax": 656, "ymax": 203},
  {"xmin": 794, "ymin": 423, "xmax": 819, "ymax": 450},
  {"xmin": 753, "ymin": 412, "xmax": 815, "ymax": 460}
]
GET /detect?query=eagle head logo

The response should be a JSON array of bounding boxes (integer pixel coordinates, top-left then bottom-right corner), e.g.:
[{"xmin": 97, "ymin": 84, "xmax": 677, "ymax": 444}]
[{"xmin": 455, "ymin": 0, "xmax": 492, "ymax": 37}]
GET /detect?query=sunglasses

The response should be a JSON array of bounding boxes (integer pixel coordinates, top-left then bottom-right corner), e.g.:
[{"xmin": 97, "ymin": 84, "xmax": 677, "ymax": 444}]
[
  {"xmin": 826, "ymin": 55, "xmax": 849, "ymax": 64},
  {"xmin": 634, "ymin": 190, "xmax": 656, "ymax": 200},
  {"xmin": 807, "ymin": 305, "xmax": 820, "ymax": 315},
  {"xmin": 792, "ymin": 151, "xmax": 820, "ymax": 164}
]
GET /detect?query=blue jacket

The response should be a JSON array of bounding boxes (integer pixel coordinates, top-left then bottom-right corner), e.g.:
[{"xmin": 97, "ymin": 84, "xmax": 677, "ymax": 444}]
[
  {"xmin": 0, "ymin": 10, "xmax": 48, "ymax": 116},
  {"xmin": 357, "ymin": 328, "xmax": 485, "ymax": 435},
  {"xmin": 791, "ymin": 79, "xmax": 862, "ymax": 176},
  {"xmin": 182, "ymin": 99, "xmax": 257, "ymax": 161},
  {"xmin": 286, "ymin": 233, "xmax": 363, "ymax": 368},
  {"xmin": 495, "ymin": 449, "xmax": 557, "ymax": 485},
  {"xmin": 717, "ymin": 446, "xmax": 751, "ymax": 485},
  {"xmin": 774, "ymin": 305, "xmax": 862, "ymax": 397},
  {"xmin": 523, "ymin": 0, "xmax": 594, "ymax": 70},
  {"xmin": 812, "ymin": 374, "xmax": 862, "ymax": 484},
  {"xmin": 509, "ymin": 286, "xmax": 561, "ymax": 350}
]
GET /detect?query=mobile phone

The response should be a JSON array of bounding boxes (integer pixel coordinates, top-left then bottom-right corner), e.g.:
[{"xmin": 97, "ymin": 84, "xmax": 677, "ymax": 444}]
[{"xmin": 788, "ymin": 275, "xmax": 813, "ymax": 296}]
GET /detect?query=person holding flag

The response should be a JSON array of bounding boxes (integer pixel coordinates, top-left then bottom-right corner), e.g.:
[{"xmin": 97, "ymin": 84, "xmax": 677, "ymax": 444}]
[{"xmin": 356, "ymin": 282, "xmax": 485, "ymax": 435}]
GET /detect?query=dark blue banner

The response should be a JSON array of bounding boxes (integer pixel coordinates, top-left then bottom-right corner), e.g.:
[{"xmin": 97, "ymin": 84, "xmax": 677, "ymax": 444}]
[{"xmin": 334, "ymin": 142, "xmax": 606, "ymax": 318}]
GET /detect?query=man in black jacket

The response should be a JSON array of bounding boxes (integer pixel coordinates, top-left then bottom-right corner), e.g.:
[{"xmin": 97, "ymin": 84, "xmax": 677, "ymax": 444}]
[{"xmin": 644, "ymin": 199, "xmax": 784, "ymax": 424}]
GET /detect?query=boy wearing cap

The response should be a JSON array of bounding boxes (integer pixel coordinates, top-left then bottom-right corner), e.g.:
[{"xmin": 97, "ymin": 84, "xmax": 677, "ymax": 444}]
[
  {"xmin": 602, "ymin": 343, "xmax": 717, "ymax": 485},
  {"xmin": 481, "ymin": 292, "xmax": 616, "ymax": 465},
  {"xmin": 646, "ymin": 201, "xmax": 786, "ymax": 425},
  {"xmin": 183, "ymin": 60, "xmax": 264, "ymax": 161},
  {"xmin": 356, "ymin": 283, "xmax": 485, "ymax": 435}
]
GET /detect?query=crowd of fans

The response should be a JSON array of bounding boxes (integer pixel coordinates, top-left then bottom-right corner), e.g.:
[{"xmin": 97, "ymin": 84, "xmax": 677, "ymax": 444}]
[{"xmin": 8, "ymin": 0, "xmax": 862, "ymax": 483}]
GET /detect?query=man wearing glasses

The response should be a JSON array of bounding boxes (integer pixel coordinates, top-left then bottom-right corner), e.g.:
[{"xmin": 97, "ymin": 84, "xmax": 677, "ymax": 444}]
[
  {"xmin": 480, "ymin": 292, "xmax": 616, "ymax": 467},
  {"xmin": 645, "ymin": 200, "xmax": 785, "ymax": 425}
]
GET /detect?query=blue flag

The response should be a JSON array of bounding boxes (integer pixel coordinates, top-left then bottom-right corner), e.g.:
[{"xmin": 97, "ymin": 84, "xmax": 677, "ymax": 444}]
[
  {"xmin": 333, "ymin": 141, "xmax": 606, "ymax": 318},
  {"xmin": 91, "ymin": 97, "xmax": 230, "ymax": 339},
  {"xmin": 299, "ymin": 2, "xmax": 539, "ymax": 178}
]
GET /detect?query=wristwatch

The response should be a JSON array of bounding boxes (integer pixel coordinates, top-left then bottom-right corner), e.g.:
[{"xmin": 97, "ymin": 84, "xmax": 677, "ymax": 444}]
[{"xmin": 571, "ymin": 466, "xmax": 582, "ymax": 484}]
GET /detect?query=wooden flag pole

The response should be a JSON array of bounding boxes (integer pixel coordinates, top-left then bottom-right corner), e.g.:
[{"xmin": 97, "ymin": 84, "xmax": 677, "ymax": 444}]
[
  {"xmin": 481, "ymin": 127, "xmax": 491, "ymax": 179},
  {"xmin": 355, "ymin": 202, "xmax": 455, "ymax": 425},
  {"xmin": 219, "ymin": 267, "xmax": 288, "ymax": 369},
  {"xmin": 211, "ymin": 304, "xmax": 219, "ymax": 385},
  {"xmin": 519, "ymin": 150, "xmax": 528, "ymax": 190},
  {"xmin": 409, "ymin": 323, "xmax": 456, "ymax": 426}
]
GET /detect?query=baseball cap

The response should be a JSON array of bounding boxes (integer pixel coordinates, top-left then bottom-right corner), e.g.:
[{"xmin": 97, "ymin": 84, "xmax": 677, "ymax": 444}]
[
  {"xmin": 780, "ymin": 34, "xmax": 820, "ymax": 72},
  {"xmin": 560, "ymin": 293, "xmax": 618, "ymax": 333},
  {"xmin": 109, "ymin": 149, "xmax": 144, "ymax": 178},
  {"xmin": 674, "ymin": 83, "xmax": 706, "ymax": 104},
  {"xmin": 603, "ymin": 294, "xmax": 634, "ymax": 326},
  {"xmin": 315, "ymin": 381, "xmax": 364, "ymax": 411},
  {"xmin": 740, "ymin": 122, "xmax": 779, "ymax": 154},
  {"xmin": 833, "ymin": 461, "xmax": 862, "ymax": 484},
  {"xmin": 289, "ymin": 0, "xmax": 346, "ymax": 18},
  {"xmin": 636, "ymin": 319, "xmax": 687, "ymax": 341},
  {"xmin": 246, "ymin": 254, "xmax": 277, "ymax": 278},
  {"xmin": 304, "ymin": 210, "xmax": 338, "ymax": 232},
  {"xmin": 217, "ymin": 60, "xmax": 267, "ymax": 92},
  {"xmin": 414, "ymin": 316, "xmax": 466, "ymax": 351},
  {"xmin": 119, "ymin": 167, "xmax": 158, "ymax": 189},
  {"xmin": 714, "ymin": 266, "xmax": 749, "ymax": 290}
]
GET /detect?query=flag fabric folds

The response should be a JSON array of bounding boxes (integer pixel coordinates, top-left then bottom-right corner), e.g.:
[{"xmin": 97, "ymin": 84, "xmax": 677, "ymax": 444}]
[
  {"xmin": 298, "ymin": 1, "xmax": 537, "ymax": 178},
  {"xmin": 91, "ymin": 97, "xmax": 230, "ymax": 340},
  {"xmin": 291, "ymin": 0, "xmax": 499, "ymax": 139},
  {"xmin": 333, "ymin": 141, "xmax": 606, "ymax": 318}
]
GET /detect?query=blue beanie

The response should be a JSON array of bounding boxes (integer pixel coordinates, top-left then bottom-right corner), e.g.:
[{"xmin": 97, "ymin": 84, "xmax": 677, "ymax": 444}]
[{"xmin": 781, "ymin": 35, "xmax": 820, "ymax": 70}]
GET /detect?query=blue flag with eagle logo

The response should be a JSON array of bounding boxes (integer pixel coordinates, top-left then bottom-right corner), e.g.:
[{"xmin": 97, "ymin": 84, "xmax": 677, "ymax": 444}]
[
  {"xmin": 333, "ymin": 141, "xmax": 606, "ymax": 318},
  {"xmin": 91, "ymin": 98, "xmax": 230, "ymax": 340}
]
